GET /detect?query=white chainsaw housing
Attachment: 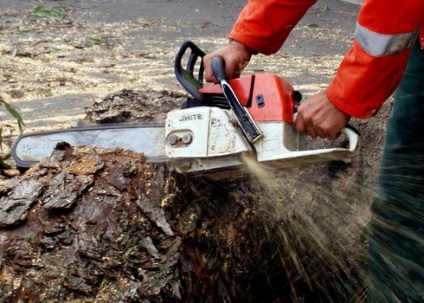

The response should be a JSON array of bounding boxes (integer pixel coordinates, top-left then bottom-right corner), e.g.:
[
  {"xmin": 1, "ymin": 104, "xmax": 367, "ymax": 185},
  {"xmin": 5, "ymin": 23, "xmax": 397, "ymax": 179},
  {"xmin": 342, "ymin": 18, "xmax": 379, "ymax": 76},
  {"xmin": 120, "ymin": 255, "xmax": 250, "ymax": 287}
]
[
  {"xmin": 165, "ymin": 106, "xmax": 358, "ymax": 175},
  {"xmin": 165, "ymin": 107, "xmax": 251, "ymax": 173}
]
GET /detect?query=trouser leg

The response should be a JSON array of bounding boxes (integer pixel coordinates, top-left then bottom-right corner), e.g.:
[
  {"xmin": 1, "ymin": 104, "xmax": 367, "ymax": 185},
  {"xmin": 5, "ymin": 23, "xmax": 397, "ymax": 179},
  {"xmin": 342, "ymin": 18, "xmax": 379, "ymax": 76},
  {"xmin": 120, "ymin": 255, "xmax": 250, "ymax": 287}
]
[{"xmin": 367, "ymin": 41, "xmax": 424, "ymax": 303}]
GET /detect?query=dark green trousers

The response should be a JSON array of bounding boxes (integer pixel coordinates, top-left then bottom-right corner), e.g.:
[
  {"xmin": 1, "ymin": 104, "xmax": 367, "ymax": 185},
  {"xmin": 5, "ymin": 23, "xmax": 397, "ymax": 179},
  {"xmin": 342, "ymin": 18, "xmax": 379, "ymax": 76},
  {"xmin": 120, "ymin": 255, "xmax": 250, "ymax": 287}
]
[{"xmin": 368, "ymin": 41, "xmax": 424, "ymax": 302}]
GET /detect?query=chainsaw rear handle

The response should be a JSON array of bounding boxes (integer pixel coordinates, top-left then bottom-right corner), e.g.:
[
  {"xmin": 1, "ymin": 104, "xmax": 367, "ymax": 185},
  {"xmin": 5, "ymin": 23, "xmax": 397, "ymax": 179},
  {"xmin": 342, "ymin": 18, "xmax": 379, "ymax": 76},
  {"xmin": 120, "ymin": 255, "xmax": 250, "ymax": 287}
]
[
  {"xmin": 300, "ymin": 125, "xmax": 359, "ymax": 156},
  {"xmin": 174, "ymin": 40, "xmax": 206, "ymax": 102},
  {"xmin": 341, "ymin": 125, "xmax": 359, "ymax": 152},
  {"xmin": 293, "ymin": 104, "xmax": 360, "ymax": 144}
]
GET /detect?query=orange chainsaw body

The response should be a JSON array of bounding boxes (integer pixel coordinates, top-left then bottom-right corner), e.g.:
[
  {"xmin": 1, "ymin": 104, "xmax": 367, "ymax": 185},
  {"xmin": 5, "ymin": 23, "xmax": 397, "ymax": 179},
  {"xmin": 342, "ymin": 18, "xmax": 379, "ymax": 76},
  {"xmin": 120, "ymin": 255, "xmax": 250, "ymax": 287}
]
[{"xmin": 198, "ymin": 74, "xmax": 297, "ymax": 124}]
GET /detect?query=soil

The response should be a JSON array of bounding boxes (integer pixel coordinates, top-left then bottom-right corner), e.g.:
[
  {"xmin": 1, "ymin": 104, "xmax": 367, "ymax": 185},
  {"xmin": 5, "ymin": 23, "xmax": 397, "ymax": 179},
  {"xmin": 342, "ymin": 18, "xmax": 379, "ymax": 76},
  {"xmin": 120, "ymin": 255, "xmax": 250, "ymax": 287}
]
[{"xmin": 0, "ymin": 0, "xmax": 393, "ymax": 302}]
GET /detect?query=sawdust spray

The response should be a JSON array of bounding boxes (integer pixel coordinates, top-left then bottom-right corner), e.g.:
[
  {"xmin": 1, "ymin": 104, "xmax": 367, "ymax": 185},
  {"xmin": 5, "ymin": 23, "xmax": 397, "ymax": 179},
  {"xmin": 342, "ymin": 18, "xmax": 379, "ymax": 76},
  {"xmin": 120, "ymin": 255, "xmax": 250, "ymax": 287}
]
[{"xmin": 240, "ymin": 153, "xmax": 366, "ymax": 302}]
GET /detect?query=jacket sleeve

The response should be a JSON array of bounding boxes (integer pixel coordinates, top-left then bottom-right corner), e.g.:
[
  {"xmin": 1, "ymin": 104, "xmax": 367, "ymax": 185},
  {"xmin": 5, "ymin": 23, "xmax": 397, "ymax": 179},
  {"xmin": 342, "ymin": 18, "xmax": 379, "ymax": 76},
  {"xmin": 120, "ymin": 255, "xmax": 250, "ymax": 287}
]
[
  {"xmin": 326, "ymin": 0, "xmax": 424, "ymax": 118},
  {"xmin": 229, "ymin": 0, "xmax": 317, "ymax": 55}
]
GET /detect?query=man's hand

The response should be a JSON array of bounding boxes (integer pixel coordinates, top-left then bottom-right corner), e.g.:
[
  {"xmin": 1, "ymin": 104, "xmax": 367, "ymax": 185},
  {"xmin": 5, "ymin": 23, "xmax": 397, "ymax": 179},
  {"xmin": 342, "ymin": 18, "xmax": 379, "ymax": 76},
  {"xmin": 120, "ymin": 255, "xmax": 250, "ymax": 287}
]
[
  {"xmin": 295, "ymin": 90, "xmax": 351, "ymax": 140},
  {"xmin": 203, "ymin": 40, "xmax": 254, "ymax": 83}
]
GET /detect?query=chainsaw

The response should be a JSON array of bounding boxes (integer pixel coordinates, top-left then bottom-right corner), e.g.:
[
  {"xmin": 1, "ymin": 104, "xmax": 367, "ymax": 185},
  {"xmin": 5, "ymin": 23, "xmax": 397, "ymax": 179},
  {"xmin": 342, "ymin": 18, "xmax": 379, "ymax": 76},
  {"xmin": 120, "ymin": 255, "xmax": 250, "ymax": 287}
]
[{"xmin": 11, "ymin": 41, "xmax": 359, "ymax": 177}]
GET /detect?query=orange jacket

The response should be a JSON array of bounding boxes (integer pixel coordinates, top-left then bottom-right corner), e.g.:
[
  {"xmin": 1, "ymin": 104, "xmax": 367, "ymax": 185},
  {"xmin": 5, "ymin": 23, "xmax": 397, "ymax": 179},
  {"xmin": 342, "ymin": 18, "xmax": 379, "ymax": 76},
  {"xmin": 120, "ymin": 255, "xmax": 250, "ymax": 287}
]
[{"xmin": 229, "ymin": 0, "xmax": 424, "ymax": 118}]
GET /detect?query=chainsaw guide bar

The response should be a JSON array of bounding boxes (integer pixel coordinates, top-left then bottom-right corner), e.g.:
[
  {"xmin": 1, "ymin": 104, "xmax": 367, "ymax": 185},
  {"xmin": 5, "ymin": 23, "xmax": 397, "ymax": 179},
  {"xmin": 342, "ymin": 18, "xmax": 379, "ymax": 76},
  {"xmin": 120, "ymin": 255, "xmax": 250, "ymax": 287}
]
[{"xmin": 12, "ymin": 124, "xmax": 167, "ymax": 168}]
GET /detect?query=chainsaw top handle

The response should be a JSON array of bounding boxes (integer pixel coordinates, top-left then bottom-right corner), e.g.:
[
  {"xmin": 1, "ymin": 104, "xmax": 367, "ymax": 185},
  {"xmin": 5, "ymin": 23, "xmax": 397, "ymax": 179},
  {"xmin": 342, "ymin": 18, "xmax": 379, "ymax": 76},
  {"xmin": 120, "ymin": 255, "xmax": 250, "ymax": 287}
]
[
  {"xmin": 210, "ymin": 56, "xmax": 263, "ymax": 143},
  {"xmin": 174, "ymin": 40, "xmax": 206, "ymax": 102},
  {"xmin": 210, "ymin": 55, "xmax": 228, "ymax": 82}
]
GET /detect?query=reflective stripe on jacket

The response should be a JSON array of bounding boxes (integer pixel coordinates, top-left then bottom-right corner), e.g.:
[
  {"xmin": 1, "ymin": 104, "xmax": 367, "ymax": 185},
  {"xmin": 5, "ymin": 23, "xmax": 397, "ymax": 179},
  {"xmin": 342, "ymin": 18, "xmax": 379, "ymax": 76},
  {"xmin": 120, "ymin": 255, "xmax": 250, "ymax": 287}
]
[{"xmin": 229, "ymin": 0, "xmax": 424, "ymax": 119}]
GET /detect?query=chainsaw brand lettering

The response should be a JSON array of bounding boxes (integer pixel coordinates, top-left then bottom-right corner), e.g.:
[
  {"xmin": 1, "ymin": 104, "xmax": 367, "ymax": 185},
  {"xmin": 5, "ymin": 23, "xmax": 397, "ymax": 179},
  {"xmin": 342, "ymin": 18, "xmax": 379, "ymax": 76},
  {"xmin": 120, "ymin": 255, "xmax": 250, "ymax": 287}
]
[{"xmin": 179, "ymin": 114, "xmax": 202, "ymax": 121}]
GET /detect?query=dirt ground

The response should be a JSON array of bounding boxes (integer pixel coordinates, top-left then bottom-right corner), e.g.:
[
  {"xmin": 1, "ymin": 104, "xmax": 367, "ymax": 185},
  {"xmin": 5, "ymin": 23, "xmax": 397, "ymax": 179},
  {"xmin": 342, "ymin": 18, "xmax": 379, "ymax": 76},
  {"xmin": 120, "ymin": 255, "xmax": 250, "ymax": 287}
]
[{"xmin": 1, "ymin": 0, "xmax": 360, "ymax": 133}]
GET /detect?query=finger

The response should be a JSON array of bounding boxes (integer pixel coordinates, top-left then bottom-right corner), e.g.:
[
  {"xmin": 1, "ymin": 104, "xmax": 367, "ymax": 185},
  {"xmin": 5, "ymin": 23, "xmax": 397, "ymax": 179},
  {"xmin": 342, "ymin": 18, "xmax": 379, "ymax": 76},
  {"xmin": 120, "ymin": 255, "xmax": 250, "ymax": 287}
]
[
  {"xmin": 294, "ymin": 114, "xmax": 306, "ymax": 133},
  {"xmin": 301, "ymin": 117, "xmax": 317, "ymax": 138},
  {"xmin": 205, "ymin": 72, "xmax": 217, "ymax": 83},
  {"xmin": 229, "ymin": 70, "xmax": 241, "ymax": 79},
  {"xmin": 326, "ymin": 131, "xmax": 336, "ymax": 141},
  {"xmin": 203, "ymin": 58, "xmax": 217, "ymax": 83},
  {"xmin": 315, "ymin": 128, "xmax": 326, "ymax": 139},
  {"xmin": 326, "ymin": 130, "xmax": 341, "ymax": 141},
  {"xmin": 295, "ymin": 113, "xmax": 317, "ymax": 138},
  {"xmin": 296, "ymin": 115, "xmax": 320, "ymax": 139},
  {"xmin": 306, "ymin": 125, "xmax": 318, "ymax": 139}
]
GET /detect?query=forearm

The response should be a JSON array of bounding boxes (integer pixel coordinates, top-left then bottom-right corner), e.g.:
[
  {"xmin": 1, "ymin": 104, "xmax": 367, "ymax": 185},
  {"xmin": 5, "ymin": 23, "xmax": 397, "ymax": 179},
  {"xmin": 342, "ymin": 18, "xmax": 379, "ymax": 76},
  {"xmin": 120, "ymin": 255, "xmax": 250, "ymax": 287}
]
[{"xmin": 229, "ymin": 0, "xmax": 317, "ymax": 55}]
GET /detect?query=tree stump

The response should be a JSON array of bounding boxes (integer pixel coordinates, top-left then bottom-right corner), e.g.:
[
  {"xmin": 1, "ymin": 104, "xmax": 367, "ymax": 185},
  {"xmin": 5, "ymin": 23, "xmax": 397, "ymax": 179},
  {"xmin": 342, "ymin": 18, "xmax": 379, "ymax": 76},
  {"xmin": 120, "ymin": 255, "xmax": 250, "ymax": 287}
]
[{"xmin": 1, "ymin": 89, "xmax": 390, "ymax": 302}]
